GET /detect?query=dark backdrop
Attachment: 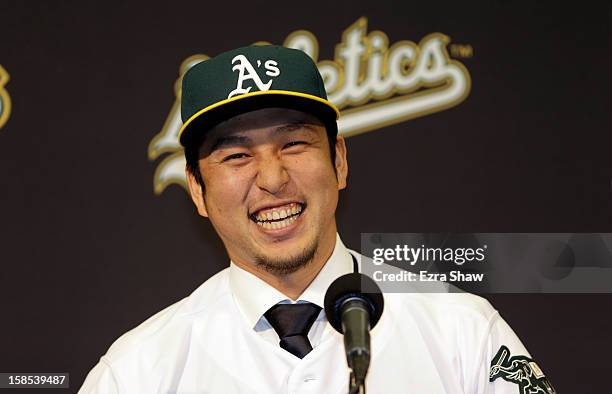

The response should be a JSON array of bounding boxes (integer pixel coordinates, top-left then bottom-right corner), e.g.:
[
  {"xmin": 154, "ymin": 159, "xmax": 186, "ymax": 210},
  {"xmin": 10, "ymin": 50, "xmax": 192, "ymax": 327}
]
[{"xmin": 1, "ymin": 1, "xmax": 610, "ymax": 392}]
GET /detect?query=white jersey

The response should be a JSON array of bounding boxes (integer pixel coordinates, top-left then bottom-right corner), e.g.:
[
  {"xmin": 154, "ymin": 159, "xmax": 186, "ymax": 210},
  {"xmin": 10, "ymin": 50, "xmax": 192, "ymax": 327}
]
[{"xmin": 79, "ymin": 235, "xmax": 554, "ymax": 394}]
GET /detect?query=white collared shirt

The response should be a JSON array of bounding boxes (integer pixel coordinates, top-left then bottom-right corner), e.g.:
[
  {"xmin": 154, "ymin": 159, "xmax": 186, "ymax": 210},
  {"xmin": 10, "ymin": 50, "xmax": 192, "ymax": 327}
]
[
  {"xmin": 79, "ymin": 235, "xmax": 548, "ymax": 394},
  {"xmin": 230, "ymin": 233, "xmax": 354, "ymax": 349}
]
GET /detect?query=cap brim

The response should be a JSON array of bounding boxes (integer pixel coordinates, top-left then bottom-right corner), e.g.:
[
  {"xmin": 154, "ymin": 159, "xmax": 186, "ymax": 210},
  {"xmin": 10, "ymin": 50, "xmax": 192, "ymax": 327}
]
[{"xmin": 178, "ymin": 90, "xmax": 340, "ymax": 147}]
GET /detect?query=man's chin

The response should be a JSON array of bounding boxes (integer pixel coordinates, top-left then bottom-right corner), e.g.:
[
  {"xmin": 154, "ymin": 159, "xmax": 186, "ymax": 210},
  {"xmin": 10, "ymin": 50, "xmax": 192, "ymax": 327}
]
[{"xmin": 254, "ymin": 240, "xmax": 318, "ymax": 276}]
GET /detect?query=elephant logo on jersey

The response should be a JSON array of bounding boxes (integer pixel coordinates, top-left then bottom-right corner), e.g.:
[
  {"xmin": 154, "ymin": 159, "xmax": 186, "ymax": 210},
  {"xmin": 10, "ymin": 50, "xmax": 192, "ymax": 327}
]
[
  {"xmin": 489, "ymin": 346, "xmax": 556, "ymax": 394},
  {"xmin": 227, "ymin": 54, "xmax": 280, "ymax": 99}
]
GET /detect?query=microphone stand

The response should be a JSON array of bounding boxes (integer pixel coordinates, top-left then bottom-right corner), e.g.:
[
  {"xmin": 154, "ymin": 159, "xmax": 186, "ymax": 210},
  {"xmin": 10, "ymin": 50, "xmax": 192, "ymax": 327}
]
[
  {"xmin": 349, "ymin": 372, "xmax": 366, "ymax": 394},
  {"xmin": 342, "ymin": 298, "xmax": 370, "ymax": 394}
]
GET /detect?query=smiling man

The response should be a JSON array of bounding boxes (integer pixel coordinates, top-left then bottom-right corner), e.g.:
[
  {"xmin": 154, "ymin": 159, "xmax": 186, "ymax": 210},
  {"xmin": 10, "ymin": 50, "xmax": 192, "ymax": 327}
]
[
  {"xmin": 186, "ymin": 106, "xmax": 346, "ymax": 300},
  {"xmin": 79, "ymin": 45, "xmax": 555, "ymax": 394}
]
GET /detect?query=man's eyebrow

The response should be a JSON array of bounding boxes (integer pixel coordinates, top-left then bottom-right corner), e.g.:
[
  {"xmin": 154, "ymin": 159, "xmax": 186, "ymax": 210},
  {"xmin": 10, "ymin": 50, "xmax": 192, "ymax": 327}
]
[
  {"xmin": 274, "ymin": 122, "xmax": 319, "ymax": 135},
  {"xmin": 209, "ymin": 135, "xmax": 251, "ymax": 153}
]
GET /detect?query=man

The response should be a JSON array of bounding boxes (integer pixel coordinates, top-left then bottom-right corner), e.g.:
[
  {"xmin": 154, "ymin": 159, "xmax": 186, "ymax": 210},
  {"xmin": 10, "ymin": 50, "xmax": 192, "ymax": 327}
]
[{"xmin": 79, "ymin": 45, "xmax": 555, "ymax": 393}]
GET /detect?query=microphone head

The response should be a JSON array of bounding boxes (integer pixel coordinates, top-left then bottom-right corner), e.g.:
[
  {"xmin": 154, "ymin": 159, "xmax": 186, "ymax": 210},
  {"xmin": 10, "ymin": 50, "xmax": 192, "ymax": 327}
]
[{"xmin": 324, "ymin": 272, "xmax": 384, "ymax": 333}]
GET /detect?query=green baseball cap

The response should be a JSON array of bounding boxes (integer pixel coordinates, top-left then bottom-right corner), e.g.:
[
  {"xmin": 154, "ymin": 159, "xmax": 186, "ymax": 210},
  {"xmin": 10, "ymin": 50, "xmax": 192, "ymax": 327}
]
[{"xmin": 178, "ymin": 45, "xmax": 340, "ymax": 147}]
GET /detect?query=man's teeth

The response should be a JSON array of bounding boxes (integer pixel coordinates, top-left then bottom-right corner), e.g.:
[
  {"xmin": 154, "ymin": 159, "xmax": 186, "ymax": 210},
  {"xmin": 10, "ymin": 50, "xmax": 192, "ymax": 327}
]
[
  {"xmin": 256, "ymin": 214, "xmax": 299, "ymax": 230},
  {"xmin": 254, "ymin": 203, "xmax": 303, "ymax": 228}
]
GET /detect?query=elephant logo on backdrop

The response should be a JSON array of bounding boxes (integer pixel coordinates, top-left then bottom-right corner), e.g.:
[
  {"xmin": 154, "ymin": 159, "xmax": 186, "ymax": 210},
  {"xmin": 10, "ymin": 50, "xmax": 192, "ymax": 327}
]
[
  {"xmin": 148, "ymin": 17, "xmax": 473, "ymax": 195},
  {"xmin": 490, "ymin": 345, "xmax": 556, "ymax": 394},
  {"xmin": 0, "ymin": 65, "xmax": 11, "ymax": 129}
]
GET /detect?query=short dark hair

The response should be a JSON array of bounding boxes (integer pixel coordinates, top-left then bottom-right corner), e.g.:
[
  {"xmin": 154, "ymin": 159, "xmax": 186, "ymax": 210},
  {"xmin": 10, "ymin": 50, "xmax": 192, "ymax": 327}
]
[{"xmin": 185, "ymin": 122, "xmax": 338, "ymax": 189}]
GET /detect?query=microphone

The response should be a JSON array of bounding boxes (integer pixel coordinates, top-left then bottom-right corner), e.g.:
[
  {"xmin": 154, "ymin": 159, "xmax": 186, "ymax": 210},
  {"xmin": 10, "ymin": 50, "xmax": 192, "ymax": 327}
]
[{"xmin": 324, "ymin": 272, "xmax": 384, "ymax": 393}]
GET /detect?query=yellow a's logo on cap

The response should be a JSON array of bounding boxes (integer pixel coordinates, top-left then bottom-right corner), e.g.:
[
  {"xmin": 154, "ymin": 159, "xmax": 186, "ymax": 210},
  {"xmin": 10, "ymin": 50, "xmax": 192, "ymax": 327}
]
[{"xmin": 0, "ymin": 65, "xmax": 11, "ymax": 130}]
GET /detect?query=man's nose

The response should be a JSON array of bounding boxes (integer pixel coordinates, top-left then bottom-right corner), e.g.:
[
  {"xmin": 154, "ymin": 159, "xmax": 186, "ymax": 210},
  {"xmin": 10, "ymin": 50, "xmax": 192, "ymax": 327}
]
[{"xmin": 255, "ymin": 155, "xmax": 289, "ymax": 195}]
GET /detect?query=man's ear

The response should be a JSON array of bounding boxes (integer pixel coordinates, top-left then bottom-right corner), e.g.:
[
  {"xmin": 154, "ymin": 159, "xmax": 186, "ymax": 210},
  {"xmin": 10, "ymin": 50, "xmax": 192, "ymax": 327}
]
[
  {"xmin": 185, "ymin": 168, "xmax": 209, "ymax": 218},
  {"xmin": 334, "ymin": 136, "xmax": 348, "ymax": 190}
]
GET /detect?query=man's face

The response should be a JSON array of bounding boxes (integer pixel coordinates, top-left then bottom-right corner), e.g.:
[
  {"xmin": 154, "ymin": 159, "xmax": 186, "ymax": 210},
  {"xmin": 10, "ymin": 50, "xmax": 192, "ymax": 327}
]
[{"xmin": 186, "ymin": 108, "xmax": 348, "ymax": 275}]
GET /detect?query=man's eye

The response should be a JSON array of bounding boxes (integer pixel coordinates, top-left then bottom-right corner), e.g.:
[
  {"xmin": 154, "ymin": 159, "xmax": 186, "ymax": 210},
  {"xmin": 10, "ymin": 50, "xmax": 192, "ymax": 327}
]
[
  {"xmin": 283, "ymin": 141, "xmax": 307, "ymax": 149},
  {"xmin": 222, "ymin": 153, "xmax": 249, "ymax": 162}
]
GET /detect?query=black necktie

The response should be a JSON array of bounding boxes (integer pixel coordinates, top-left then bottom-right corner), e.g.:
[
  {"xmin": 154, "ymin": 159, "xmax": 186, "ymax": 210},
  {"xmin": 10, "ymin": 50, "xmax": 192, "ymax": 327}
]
[{"xmin": 264, "ymin": 302, "xmax": 322, "ymax": 359}]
